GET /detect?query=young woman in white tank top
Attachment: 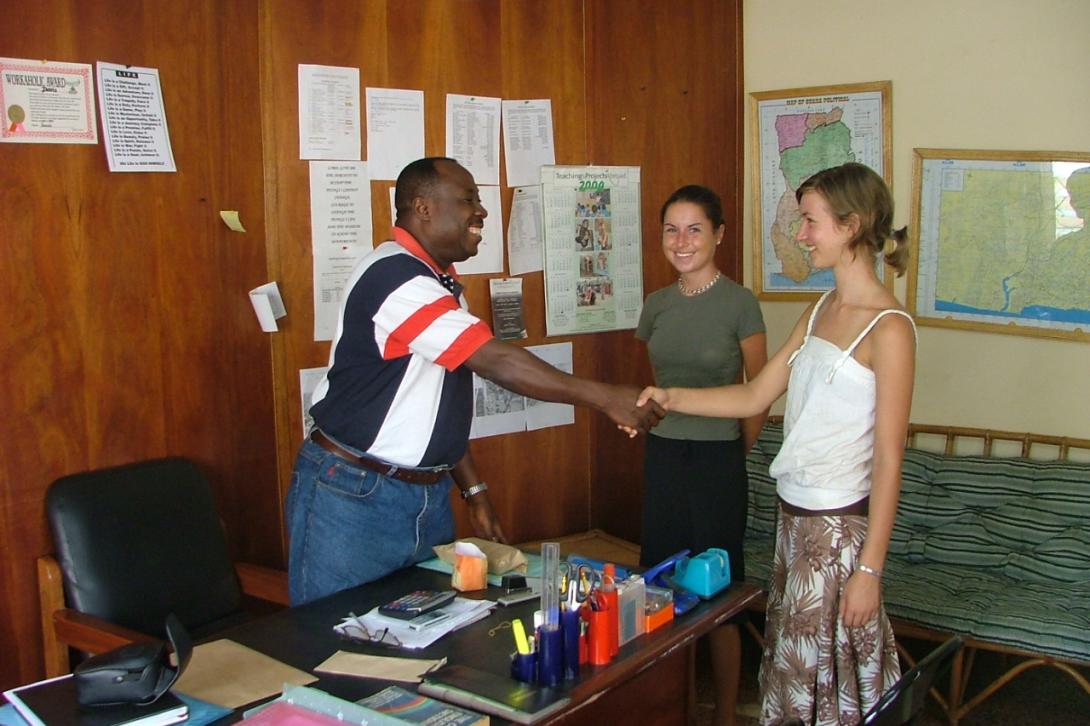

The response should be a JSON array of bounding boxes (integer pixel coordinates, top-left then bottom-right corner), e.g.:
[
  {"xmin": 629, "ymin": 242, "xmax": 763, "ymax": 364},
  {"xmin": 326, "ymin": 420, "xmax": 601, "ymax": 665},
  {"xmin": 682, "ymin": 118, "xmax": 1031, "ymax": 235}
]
[{"xmin": 636, "ymin": 162, "xmax": 916, "ymax": 725}]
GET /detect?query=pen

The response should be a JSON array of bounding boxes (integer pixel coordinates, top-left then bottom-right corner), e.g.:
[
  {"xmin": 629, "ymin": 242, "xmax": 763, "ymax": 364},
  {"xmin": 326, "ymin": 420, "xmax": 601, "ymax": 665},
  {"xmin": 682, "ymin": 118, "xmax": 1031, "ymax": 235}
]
[{"xmin": 512, "ymin": 618, "xmax": 531, "ymax": 655}]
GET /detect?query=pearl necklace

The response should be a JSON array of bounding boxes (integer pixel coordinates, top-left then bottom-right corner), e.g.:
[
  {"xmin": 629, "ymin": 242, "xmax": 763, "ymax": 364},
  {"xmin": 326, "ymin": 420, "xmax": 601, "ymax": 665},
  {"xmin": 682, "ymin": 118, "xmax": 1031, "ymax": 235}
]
[{"xmin": 678, "ymin": 271, "xmax": 721, "ymax": 297}]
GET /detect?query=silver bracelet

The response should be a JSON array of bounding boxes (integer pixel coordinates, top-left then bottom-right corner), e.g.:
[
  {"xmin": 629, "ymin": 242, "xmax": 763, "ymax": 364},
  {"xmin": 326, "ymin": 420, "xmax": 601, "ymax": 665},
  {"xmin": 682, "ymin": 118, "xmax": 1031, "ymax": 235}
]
[
  {"xmin": 857, "ymin": 563, "xmax": 883, "ymax": 579},
  {"xmin": 460, "ymin": 482, "xmax": 489, "ymax": 500}
]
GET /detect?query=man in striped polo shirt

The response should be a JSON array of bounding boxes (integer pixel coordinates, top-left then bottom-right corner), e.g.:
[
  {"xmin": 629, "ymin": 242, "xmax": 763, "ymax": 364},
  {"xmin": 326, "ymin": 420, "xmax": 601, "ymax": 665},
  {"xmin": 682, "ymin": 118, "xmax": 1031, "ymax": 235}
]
[{"xmin": 286, "ymin": 157, "xmax": 663, "ymax": 604}]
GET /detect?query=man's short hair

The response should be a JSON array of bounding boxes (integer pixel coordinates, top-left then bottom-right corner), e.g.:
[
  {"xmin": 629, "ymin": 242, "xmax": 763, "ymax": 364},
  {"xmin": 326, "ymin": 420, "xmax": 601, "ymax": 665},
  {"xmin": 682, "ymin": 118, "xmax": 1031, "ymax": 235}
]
[{"xmin": 394, "ymin": 157, "xmax": 457, "ymax": 220}]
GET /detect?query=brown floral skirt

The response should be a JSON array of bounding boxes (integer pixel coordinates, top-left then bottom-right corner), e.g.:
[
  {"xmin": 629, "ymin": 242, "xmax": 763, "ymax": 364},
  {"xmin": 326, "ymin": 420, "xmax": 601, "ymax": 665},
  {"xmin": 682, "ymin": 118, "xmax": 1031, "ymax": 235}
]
[{"xmin": 758, "ymin": 509, "xmax": 900, "ymax": 725}]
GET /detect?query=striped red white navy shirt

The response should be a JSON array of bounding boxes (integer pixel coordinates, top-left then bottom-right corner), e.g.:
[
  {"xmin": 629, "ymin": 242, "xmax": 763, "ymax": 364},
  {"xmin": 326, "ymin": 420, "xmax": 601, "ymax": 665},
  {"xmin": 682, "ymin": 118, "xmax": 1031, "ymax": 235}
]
[{"xmin": 309, "ymin": 227, "xmax": 493, "ymax": 467}]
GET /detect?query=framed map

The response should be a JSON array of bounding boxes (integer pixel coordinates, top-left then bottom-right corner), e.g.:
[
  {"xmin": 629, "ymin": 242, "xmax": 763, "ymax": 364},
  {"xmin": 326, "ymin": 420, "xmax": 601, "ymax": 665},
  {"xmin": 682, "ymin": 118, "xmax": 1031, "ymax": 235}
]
[
  {"xmin": 909, "ymin": 149, "xmax": 1090, "ymax": 341},
  {"xmin": 750, "ymin": 81, "xmax": 892, "ymax": 299}
]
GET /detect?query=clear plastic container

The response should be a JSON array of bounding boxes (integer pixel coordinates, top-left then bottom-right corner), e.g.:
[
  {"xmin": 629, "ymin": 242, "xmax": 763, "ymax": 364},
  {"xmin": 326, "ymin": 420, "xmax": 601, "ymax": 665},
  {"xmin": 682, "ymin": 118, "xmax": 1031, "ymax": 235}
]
[{"xmin": 540, "ymin": 542, "xmax": 560, "ymax": 630}]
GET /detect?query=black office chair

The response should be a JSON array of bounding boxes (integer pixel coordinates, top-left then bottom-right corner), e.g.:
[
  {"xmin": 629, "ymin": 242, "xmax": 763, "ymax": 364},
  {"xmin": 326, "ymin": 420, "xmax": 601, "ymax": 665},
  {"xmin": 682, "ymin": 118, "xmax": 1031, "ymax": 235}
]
[
  {"xmin": 861, "ymin": 635, "xmax": 965, "ymax": 726},
  {"xmin": 38, "ymin": 457, "xmax": 289, "ymax": 677}
]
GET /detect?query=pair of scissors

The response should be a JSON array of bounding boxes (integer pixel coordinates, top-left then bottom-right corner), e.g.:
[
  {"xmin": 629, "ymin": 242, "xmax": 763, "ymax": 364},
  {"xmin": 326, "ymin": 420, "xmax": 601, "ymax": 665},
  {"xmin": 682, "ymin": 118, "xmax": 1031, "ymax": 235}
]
[
  {"xmin": 566, "ymin": 564, "xmax": 601, "ymax": 609},
  {"xmin": 558, "ymin": 561, "xmax": 573, "ymax": 599}
]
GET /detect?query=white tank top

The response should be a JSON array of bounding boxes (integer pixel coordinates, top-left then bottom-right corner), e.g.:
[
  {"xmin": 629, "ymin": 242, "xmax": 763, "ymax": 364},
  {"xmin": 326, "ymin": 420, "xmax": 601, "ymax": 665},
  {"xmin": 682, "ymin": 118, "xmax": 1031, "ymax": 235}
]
[{"xmin": 770, "ymin": 290, "xmax": 917, "ymax": 510}]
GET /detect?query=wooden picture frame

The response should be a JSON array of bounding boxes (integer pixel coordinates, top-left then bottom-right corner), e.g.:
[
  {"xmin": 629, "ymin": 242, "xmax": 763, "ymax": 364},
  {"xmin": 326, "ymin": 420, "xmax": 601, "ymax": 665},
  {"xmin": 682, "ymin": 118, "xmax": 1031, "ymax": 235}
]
[
  {"xmin": 908, "ymin": 148, "xmax": 1090, "ymax": 341},
  {"xmin": 749, "ymin": 80, "xmax": 892, "ymax": 300}
]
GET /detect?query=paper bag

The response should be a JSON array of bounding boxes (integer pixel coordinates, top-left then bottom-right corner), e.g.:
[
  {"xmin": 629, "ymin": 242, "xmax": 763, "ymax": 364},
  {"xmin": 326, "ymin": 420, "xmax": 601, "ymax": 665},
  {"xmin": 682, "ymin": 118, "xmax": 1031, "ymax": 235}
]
[
  {"xmin": 433, "ymin": 538, "xmax": 529, "ymax": 575},
  {"xmin": 451, "ymin": 541, "xmax": 487, "ymax": 591}
]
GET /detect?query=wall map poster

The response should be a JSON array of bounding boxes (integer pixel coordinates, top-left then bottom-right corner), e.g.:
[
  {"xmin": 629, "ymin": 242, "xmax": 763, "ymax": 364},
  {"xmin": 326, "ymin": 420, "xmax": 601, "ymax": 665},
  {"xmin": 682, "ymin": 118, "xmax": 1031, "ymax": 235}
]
[
  {"xmin": 542, "ymin": 166, "xmax": 642, "ymax": 335},
  {"xmin": 750, "ymin": 81, "xmax": 891, "ymax": 298},
  {"xmin": 910, "ymin": 149, "xmax": 1090, "ymax": 341}
]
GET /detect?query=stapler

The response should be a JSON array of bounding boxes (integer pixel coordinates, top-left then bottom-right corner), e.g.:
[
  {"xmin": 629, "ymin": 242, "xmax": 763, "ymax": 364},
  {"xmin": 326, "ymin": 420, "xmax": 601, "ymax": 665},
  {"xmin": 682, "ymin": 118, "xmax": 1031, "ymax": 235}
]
[
  {"xmin": 673, "ymin": 548, "xmax": 731, "ymax": 599},
  {"xmin": 566, "ymin": 555, "xmax": 630, "ymax": 581}
]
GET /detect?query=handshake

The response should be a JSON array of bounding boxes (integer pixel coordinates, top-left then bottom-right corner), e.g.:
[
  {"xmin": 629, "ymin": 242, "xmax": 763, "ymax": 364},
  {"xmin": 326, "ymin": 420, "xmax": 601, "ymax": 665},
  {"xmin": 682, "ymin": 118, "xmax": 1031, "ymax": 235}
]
[{"xmin": 605, "ymin": 384, "xmax": 672, "ymax": 438}]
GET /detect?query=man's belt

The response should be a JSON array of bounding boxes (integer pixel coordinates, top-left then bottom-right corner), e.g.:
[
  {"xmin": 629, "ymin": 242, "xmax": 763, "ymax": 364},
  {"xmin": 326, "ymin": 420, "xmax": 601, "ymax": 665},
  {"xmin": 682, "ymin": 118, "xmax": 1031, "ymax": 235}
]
[{"xmin": 310, "ymin": 431, "xmax": 450, "ymax": 485}]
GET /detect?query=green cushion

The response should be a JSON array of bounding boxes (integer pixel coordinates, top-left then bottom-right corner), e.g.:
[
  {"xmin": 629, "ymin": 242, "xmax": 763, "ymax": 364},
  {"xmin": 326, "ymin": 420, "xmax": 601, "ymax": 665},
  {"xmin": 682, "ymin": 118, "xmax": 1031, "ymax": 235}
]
[
  {"xmin": 883, "ymin": 559, "xmax": 1090, "ymax": 663},
  {"xmin": 889, "ymin": 449, "xmax": 945, "ymax": 558},
  {"xmin": 925, "ymin": 456, "xmax": 1090, "ymax": 584}
]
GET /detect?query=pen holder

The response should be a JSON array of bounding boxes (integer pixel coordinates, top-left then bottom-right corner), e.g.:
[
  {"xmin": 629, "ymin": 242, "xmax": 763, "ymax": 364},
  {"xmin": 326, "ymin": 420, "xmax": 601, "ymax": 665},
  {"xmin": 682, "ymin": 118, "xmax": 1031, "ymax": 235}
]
[
  {"xmin": 536, "ymin": 625, "xmax": 563, "ymax": 687},
  {"xmin": 603, "ymin": 596, "xmax": 619, "ymax": 656},
  {"xmin": 560, "ymin": 607, "xmax": 581, "ymax": 679},
  {"xmin": 579, "ymin": 619, "xmax": 588, "ymax": 665},
  {"xmin": 510, "ymin": 651, "xmax": 536, "ymax": 684},
  {"xmin": 583, "ymin": 608, "xmax": 612, "ymax": 666}
]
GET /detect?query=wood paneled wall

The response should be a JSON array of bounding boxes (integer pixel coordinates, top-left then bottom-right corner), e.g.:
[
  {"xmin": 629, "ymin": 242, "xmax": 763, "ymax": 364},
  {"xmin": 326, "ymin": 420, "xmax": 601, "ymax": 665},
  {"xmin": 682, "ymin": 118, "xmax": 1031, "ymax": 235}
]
[
  {"xmin": 260, "ymin": 0, "xmax": 607, "ymax": 546},
  {"xmin": 0, "ymin": 0, "xmax": 278, "ymax": 690},
  {"xmin": 0, "ymin": 0, "xmax": 742, "ymax": 689},
  {"xmin": 586, "ymin": 1, "xmax": 745, "ymax": 540}
]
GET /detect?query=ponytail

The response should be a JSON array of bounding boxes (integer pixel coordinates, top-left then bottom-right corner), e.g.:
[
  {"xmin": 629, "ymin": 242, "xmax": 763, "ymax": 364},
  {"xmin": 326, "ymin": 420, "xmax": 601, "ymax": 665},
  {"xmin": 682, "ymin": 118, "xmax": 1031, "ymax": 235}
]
[{"xmin": 885, "ymin": 226, "xmax": 910, "ymax": 276}]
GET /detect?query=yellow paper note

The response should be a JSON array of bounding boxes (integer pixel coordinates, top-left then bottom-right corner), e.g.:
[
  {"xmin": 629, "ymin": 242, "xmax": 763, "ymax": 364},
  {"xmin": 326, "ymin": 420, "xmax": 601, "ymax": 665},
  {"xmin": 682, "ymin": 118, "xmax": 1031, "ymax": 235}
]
[{"xmin": 219, "ymin": 210, "xmax": 246, "ymax": 232}]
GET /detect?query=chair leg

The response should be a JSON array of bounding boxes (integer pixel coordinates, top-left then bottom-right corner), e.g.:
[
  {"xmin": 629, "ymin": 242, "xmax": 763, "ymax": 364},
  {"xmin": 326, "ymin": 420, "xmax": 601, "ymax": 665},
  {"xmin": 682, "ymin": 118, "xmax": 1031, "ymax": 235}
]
[
  {"xmin": 688, "ymin": 643, "xmax": 698, "ymax": 725},
  {"xmin": 945, "ymin": 647, "xmax": 965, "ymax": 726},
  {"xmin": 954, "ymin": 656, "xmax": 1090, "ymax": 723},
  {"xmin": 743, "ymin": 618, "xmax": 765, "ymax": 649},
  {"xmin": 37, "ymin": 556, "xmax": 70, "ymax": 677}
]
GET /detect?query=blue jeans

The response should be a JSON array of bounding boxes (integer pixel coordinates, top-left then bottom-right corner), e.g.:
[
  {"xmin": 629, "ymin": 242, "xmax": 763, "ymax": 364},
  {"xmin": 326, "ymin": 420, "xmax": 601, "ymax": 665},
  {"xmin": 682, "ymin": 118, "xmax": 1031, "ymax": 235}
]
[{"xmin": 285, "ymin": 439, "xmax": 455, "ymax": 605}]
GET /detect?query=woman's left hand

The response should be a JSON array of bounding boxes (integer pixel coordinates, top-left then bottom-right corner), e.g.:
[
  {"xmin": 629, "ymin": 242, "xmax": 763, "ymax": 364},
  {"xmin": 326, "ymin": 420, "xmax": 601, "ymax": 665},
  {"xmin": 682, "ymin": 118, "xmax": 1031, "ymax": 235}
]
[{"xmin": 839, "ymin": 570, "xmax": 881, "ymax": 628}]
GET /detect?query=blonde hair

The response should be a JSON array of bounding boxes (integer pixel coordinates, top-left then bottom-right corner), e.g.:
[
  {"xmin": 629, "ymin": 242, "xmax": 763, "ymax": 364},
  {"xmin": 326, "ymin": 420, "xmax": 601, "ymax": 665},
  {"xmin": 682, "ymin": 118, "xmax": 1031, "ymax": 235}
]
[{"xmin": 796, "ymin": 162, "xmax": 909, "ymax": 276}]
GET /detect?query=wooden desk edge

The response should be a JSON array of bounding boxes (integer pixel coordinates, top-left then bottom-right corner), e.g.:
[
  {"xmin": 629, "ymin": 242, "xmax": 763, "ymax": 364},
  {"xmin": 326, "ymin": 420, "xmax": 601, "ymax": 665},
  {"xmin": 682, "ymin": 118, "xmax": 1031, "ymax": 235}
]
[{"xmin": 561, "ymin": 582, "xmax": 761, "ymax": 707}]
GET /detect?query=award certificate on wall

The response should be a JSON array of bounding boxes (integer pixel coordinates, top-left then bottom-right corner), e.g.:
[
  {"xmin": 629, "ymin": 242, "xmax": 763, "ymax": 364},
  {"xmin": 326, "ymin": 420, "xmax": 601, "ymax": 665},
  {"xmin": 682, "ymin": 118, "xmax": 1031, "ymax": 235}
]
[{"xmin": 541, "ymin": 165, "xmax": 642, "ymax": 336}]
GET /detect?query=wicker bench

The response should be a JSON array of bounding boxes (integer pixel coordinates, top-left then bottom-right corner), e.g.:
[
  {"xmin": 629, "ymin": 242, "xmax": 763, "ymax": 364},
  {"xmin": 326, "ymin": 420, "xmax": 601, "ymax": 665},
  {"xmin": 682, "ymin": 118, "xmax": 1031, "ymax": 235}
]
[{"xmin": 743, "ymin": 420, "xmax": 1090, "ymax": 725}]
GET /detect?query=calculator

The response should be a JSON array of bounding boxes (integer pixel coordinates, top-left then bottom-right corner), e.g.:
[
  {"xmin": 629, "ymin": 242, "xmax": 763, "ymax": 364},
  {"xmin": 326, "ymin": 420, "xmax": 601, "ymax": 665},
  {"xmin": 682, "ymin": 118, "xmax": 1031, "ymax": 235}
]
[{"xmin": 378, "ymin": 589, "xmax": 457, "ymax": 620}]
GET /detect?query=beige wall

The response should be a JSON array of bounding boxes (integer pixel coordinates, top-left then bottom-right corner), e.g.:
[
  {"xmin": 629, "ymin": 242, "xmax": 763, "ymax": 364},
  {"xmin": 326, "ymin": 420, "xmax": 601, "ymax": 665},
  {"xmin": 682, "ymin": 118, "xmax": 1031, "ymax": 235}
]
[{"xmin": 744, "ymin": 0, "xmax": 1090, "ymax": 437}]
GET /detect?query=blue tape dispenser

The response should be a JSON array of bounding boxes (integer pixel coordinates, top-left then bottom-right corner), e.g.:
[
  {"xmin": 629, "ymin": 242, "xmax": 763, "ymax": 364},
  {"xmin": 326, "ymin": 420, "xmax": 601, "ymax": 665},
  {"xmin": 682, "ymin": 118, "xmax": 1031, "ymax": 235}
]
[{"xmin": 673, "ymin": 548, "xmax": 732, "ymax": 599}]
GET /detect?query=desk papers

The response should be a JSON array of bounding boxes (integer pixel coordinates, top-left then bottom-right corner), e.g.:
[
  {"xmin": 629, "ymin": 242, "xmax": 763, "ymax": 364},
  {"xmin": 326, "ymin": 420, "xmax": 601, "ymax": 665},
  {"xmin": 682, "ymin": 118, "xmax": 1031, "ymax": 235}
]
[
  {"xmin": 174, "ymin": 639, "xmax": 316, "ymax": 709},
  {"xmin": 336, "ymin": 598, "xmax": 495, "ymax": 649}
]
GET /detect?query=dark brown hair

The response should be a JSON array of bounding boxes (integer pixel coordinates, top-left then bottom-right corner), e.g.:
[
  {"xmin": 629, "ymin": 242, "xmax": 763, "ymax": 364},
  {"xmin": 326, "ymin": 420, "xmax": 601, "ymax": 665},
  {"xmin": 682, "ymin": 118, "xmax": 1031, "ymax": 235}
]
[
  {"xmin": 660, "ymin": 185, "xmax": 724, "ymax": 228},
  {"xmin": 796, "ymin": 162, "xmax": 909, "ymax": 276}
]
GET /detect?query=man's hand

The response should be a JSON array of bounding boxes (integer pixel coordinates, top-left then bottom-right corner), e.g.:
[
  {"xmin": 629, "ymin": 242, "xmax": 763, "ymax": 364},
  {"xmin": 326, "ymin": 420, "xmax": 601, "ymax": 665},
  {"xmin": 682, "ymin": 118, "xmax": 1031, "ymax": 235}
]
[
  {"xmin": 466, "ymin": 493, "xmax": 507, "ymax": 543},
  {"xmin": 604, "ymin": 383, "xmax": 665, "ymax": 437}
]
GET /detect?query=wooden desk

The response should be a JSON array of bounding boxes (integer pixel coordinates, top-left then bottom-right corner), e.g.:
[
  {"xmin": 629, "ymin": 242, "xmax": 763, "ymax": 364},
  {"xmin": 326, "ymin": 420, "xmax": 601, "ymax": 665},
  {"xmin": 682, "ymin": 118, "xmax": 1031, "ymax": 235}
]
[{"xmin": 220, "ymin": 566, "xmax": 760, "ymax": 724}]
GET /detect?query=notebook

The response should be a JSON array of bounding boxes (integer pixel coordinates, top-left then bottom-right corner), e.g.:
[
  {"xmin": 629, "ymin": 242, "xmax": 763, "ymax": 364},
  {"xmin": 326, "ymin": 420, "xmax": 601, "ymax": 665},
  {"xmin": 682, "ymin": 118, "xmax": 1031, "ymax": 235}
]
[{"xmin": 3, "ymin": 674, "xmax": 187, "ymax": 726}]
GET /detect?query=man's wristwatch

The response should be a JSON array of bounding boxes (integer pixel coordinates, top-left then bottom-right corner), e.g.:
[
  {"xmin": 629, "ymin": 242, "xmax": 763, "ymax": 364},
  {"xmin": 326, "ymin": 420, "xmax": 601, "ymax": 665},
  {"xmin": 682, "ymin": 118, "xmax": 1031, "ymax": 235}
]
[{"xmin": 460, "ymin": 482, "xmax": 489, "ymax": 500}]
